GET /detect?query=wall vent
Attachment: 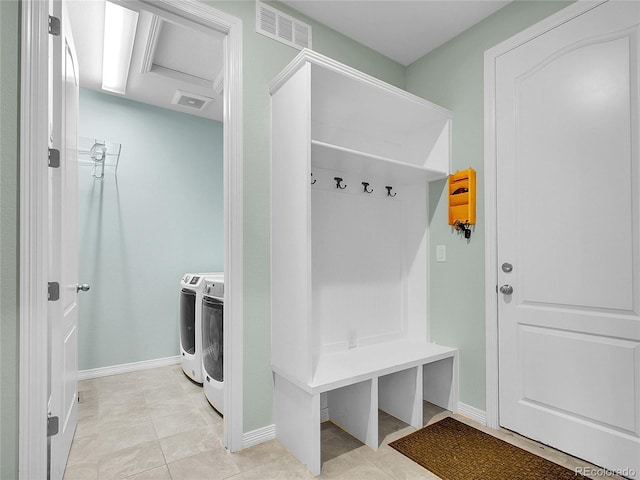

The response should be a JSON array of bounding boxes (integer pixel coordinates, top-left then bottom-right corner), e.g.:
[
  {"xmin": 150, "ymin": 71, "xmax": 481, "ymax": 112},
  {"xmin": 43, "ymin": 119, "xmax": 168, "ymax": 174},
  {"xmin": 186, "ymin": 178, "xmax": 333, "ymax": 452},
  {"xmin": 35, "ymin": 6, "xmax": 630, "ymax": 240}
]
[{"xmin": 256, "ymin": 1, "xmax": 312, "ymax": 51}]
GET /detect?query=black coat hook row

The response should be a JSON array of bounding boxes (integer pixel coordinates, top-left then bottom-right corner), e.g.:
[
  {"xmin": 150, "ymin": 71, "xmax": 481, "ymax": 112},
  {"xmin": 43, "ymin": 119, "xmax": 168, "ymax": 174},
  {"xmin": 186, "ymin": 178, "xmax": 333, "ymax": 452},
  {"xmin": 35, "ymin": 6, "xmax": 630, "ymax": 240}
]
[
  {"xmin": 322, "ymin": 177, "xmax": 396, "ymax": 197},
  {"xmin": 334, "ymin": 177, "xmax": 347, "ymax": 189}
]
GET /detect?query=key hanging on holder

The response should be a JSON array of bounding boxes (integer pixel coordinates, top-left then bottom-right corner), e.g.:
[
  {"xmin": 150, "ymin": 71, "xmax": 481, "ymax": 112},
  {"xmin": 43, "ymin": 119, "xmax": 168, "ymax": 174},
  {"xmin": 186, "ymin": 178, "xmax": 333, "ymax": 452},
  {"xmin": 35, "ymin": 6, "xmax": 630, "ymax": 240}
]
[{"xmin": 454, "ymin": 220, "xmax": 472, "ymax": 239}]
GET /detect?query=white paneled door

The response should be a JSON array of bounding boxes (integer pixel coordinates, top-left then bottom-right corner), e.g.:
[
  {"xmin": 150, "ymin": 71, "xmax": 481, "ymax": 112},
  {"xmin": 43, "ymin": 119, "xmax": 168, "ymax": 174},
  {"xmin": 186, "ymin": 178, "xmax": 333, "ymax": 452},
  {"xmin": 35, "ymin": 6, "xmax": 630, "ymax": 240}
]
[
  {"xmin": 49, "ymin": 2, "xmax": 80, "ymax": 479},
  {"xmin": 496, "ymin": 2, "xmax": 640, "ymax": 477}
]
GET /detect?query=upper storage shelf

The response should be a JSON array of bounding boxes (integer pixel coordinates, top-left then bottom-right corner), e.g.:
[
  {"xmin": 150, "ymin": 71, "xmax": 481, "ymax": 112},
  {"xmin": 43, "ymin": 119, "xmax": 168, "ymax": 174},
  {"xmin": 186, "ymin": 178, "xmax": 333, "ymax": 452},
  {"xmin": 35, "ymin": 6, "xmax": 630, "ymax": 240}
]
[{"xmin": 269, "ymin": 49, "xmax": 453, "ymax": 182}]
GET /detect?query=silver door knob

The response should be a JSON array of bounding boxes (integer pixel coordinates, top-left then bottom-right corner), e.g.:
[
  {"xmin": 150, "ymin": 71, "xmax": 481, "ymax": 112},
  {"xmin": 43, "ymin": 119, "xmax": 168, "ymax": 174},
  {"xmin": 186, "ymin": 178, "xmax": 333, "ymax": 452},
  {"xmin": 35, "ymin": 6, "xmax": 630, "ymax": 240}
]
[
  {"xmin": 499, "ymin": 284, "xmax": 513, "ymax": 295},
  {"xmin": 76, "ymin": 284, "xmax": 90, "ymax": 292}
]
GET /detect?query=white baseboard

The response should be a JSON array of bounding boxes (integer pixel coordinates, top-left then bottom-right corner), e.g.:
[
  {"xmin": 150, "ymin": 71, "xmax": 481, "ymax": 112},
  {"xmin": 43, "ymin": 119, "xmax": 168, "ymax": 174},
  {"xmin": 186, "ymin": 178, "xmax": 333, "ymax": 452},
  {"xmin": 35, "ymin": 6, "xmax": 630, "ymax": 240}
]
[
  {"xmin": 243, "ymin": 424, "xmax": 276, "ymax": 448},
  {"xmin": 77, "ymin": 355, "xmax": 182, "ymax": 381},
  {"xmin": 457, "ymin": 402, "xmax": 486, "ymax": 425}
]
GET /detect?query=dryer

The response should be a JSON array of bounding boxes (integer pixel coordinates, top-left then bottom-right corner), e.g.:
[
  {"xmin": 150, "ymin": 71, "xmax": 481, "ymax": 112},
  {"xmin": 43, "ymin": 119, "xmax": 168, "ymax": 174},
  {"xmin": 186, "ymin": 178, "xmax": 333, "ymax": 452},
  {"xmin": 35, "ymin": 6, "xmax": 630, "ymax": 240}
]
[
  {"xmin": 201, "ymin": 275, "xmax": 224, "ymax": 414},
  {"xmin": 179, "ymin": 272, "xmax": 221, "ymax": 383}
]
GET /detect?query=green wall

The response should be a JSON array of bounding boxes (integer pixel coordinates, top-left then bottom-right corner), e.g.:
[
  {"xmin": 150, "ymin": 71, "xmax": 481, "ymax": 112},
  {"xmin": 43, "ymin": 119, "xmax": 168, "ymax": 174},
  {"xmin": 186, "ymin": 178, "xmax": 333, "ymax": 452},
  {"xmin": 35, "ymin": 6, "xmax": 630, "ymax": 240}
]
[
  {"xmin": 77, "ymin": 89, "xmax": 224, "ymax": 370},
  {"xmin": 0, "ymin": 1, "xmax": 20, "ymax": 478},
  {"xmin": 206, "ymin": 0, "xmax": 407, "ymax": 432},
  {"xmin": 406, "ymin": 1, "xmax": 571, "ymax": 410}
]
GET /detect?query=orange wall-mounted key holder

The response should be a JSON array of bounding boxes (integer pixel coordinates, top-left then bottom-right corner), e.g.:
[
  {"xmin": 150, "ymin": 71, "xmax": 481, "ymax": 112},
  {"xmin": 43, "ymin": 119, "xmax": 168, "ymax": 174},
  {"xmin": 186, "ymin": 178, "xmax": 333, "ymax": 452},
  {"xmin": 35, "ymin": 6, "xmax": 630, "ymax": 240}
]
[{"xmin": 448, "ymin": 168, "xmax": 476, "ymax": 228}]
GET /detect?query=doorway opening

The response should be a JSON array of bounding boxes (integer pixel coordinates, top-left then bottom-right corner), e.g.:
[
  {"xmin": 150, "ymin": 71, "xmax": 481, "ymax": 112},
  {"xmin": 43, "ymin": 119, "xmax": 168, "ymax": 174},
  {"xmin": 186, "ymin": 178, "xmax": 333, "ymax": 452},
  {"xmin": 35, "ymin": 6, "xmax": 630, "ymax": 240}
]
[{"xmin": 19, "ymin": 1, "xmax": 243, "ymax": 478}]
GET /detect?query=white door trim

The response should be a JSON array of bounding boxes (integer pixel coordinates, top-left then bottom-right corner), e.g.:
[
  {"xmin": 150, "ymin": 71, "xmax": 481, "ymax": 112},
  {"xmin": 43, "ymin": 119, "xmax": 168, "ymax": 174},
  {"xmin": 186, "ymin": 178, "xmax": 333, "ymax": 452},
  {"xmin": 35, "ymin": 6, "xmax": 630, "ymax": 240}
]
[
  {"xmin": 483, "ymin": 0, "xmax": 607, "ymax": 430},
  {"xmin": 19, "ymin": 1, "xmax": 51, "ymax": 478},
  {"xmin": 19, "ymin": 1, "xmax": 244, "ymax": 477}
]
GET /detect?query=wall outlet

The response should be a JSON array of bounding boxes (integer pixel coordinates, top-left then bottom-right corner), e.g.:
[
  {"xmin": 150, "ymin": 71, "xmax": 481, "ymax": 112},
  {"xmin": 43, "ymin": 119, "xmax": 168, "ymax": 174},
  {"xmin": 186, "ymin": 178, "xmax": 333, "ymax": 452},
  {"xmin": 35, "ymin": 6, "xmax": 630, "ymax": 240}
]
[{"xmin": 347, "ymin": 330, "xmax": 357, "ymax": 349}]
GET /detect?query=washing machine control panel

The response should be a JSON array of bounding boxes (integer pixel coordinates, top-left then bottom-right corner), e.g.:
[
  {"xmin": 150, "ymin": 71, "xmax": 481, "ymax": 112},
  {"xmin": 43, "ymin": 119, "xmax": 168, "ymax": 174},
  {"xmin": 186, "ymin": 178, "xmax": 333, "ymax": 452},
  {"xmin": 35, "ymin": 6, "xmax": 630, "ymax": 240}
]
[{"xmin": 205, "ymin": 282, "xmax": 224, "ymax": 297}]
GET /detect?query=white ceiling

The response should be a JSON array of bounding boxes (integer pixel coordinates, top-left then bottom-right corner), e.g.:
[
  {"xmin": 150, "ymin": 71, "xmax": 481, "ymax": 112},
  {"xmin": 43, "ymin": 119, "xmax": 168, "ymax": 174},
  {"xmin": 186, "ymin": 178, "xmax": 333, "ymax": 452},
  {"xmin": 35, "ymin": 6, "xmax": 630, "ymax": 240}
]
[
  {"xmin": 66, "ymin": 1, "xmax": 225, "ymax": 121},
  {"xmin": 282, "ymin": 0, "xmax": 511, "ymax": 66},
  {"xmin": 66, "ymin": 0, "xmax": 511, "ymax": 119}
]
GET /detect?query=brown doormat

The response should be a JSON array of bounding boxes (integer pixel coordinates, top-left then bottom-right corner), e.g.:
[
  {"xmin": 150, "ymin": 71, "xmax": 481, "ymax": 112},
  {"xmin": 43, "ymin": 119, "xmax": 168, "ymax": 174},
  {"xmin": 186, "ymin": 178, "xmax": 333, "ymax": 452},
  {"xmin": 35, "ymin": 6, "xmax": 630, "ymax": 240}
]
[{"xmin": 389, "ymin": 417, "xmax": 589, "ymax": 480}]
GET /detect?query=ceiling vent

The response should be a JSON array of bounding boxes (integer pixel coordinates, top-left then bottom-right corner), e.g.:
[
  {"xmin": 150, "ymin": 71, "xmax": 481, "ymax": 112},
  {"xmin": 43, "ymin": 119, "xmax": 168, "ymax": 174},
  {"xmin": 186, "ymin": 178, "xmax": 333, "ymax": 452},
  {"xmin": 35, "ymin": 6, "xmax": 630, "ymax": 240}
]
[
  {"xmin": 256, "ymin": 1, "xmax": 312, "ymax": 51},
  {"xmin": 171, "ymin": 90, "xmax": 213, "ymax": 111}
]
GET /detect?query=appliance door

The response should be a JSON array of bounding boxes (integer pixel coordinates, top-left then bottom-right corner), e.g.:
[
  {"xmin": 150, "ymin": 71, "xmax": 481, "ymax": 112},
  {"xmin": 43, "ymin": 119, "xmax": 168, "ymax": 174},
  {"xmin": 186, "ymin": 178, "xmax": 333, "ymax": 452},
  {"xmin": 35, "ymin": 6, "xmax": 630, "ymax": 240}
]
[
  {"xmin": 202, "ymin": 296, "xmax": 223, "ymax": 382},
  {"xmin": 180, "ymin": 288, "xmax": 197, "ymax": 354}
]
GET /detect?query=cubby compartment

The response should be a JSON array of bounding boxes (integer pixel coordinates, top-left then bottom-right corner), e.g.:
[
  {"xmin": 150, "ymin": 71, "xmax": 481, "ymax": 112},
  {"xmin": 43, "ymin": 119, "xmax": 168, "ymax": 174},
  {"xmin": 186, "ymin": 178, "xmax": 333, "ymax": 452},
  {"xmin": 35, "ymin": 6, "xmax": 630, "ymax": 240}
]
[
  {"xmin": 379, "ymin": 368, "xmax": 422, "ymax": 428},
  {"xmin": 309, "ymin": 61, "xmax": 451, "ymax": 175},
  {"xmin": 270, "ymin": 49, "xmax": 458, "ymax": 475},
  {"xmin": 310, "ymin": 168, "xmax": 427, "ymax": 361},
  {"xmin": 326, "ymin": 380, "xmax": 377, "ymax": 448},
  {"xmin": 423, "ymin": 356, "xmax": 457, "ymax": 412}
]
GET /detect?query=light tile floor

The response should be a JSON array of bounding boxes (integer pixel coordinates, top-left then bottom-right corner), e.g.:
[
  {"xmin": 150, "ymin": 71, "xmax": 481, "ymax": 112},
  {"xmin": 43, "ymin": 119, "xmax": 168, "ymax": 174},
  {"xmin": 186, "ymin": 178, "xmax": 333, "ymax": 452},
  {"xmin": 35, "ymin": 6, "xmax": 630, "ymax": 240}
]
[{"xmin": 64, "ymin": 365, "xmax": 625, "ymax": 480}]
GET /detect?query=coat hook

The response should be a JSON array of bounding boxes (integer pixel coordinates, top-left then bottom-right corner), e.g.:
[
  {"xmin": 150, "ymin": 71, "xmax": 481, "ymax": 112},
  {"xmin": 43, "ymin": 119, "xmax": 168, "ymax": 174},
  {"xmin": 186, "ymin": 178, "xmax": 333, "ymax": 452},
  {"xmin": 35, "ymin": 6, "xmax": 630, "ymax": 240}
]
[
  {"xmin": 334, "ymin": 177, "xmax": 347, "ymax": 189},
  {"xmin": 311, "ymin": 173, "xmax": 316, "ymax": 185},
  {"xmin": 385, "ymin": 186, "xmax": 397, "ymax": 197},
  {"xmin": 362, "ymin": 182, "xmax": 373, "ymax": 193}
]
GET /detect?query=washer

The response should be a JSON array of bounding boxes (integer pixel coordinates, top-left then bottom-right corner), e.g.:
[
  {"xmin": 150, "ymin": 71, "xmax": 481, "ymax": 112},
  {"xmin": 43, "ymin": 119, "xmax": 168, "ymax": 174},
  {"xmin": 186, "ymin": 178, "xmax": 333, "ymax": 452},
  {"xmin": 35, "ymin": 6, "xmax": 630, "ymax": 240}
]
[
  {"xmin": 201, "ymin": 275, "xmax": 224, "ymax": 414},
  {"xmin": 179, "ymin": 272, "xmax": 221, "ymax": 383}
]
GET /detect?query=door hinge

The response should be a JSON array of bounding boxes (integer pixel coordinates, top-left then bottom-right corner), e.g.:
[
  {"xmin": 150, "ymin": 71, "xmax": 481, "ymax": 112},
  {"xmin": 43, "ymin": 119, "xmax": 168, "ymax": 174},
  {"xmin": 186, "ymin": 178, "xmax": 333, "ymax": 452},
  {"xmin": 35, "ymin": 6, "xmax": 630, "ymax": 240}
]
[
  {"xmin": 48, "ymin": 148, "xmax": 60, "ymax": 168},
  {"xmin": 47, "ymin": 416, "xmax": 59, "ymax": 437},
  {"xmin": 48, "ymin": 16, "xmax": 61, "ymax": 36},
  {"xmin": 48, "ymin": 282, "xmax": 60, "ymax": 302}
]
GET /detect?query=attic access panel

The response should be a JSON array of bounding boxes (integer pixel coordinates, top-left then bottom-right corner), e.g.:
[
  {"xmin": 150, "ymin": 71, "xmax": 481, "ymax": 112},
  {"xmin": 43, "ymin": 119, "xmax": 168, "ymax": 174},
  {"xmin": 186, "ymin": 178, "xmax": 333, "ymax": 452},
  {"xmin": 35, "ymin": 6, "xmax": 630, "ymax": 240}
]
[{"xmin": 151, "ymin": 20, "xmax": 223, "ymax": 84}]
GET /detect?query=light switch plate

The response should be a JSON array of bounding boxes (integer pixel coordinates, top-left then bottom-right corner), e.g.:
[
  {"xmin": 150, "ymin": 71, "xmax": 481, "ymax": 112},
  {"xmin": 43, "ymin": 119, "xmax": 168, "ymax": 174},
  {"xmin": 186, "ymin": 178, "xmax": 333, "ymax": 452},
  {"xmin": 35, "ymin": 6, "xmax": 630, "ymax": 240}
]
[{"xmin": 436, "ymin": 245, "xmax": 446, "ymax": 262}]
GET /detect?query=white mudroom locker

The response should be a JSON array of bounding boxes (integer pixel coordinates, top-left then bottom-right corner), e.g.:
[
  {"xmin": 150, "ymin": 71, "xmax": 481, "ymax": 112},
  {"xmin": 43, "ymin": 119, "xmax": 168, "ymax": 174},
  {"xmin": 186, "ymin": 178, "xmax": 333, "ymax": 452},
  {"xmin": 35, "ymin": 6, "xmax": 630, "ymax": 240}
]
[{"xmin": 270, "ymin": 49, "xmax": 459, "ymax": 475}]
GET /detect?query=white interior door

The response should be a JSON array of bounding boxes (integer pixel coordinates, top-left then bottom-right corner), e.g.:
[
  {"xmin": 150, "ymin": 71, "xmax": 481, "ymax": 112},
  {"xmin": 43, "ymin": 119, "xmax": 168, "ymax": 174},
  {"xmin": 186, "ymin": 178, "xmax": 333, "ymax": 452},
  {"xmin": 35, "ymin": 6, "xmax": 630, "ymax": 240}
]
[
  {"xmin": 496, "ymin": 1, "xmax": 640, "ymax": 477},
  {"xmin": 49, "ymin": 2, "xmax": 80, "ymax": 478}
]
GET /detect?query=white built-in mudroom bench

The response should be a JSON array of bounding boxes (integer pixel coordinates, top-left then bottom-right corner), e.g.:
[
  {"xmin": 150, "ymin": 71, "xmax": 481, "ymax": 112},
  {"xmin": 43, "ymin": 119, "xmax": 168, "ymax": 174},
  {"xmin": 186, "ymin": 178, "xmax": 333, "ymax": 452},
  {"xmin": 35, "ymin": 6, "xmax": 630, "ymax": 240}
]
[{"xmin": 269, "ymin": 49, "xmax": 458, "ymax": 476}]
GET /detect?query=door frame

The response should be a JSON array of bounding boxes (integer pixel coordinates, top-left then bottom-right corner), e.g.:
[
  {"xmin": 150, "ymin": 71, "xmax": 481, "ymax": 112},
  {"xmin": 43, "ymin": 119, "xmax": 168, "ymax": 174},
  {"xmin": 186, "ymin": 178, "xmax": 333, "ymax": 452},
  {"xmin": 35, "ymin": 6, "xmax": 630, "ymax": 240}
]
[
  {"xmin": 19, "ymin": 1, "xmax": 244, "ymax": 477},
  {"xmin": 483, "ymin": 0, "xmax": 606, "ymax": 430}
]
